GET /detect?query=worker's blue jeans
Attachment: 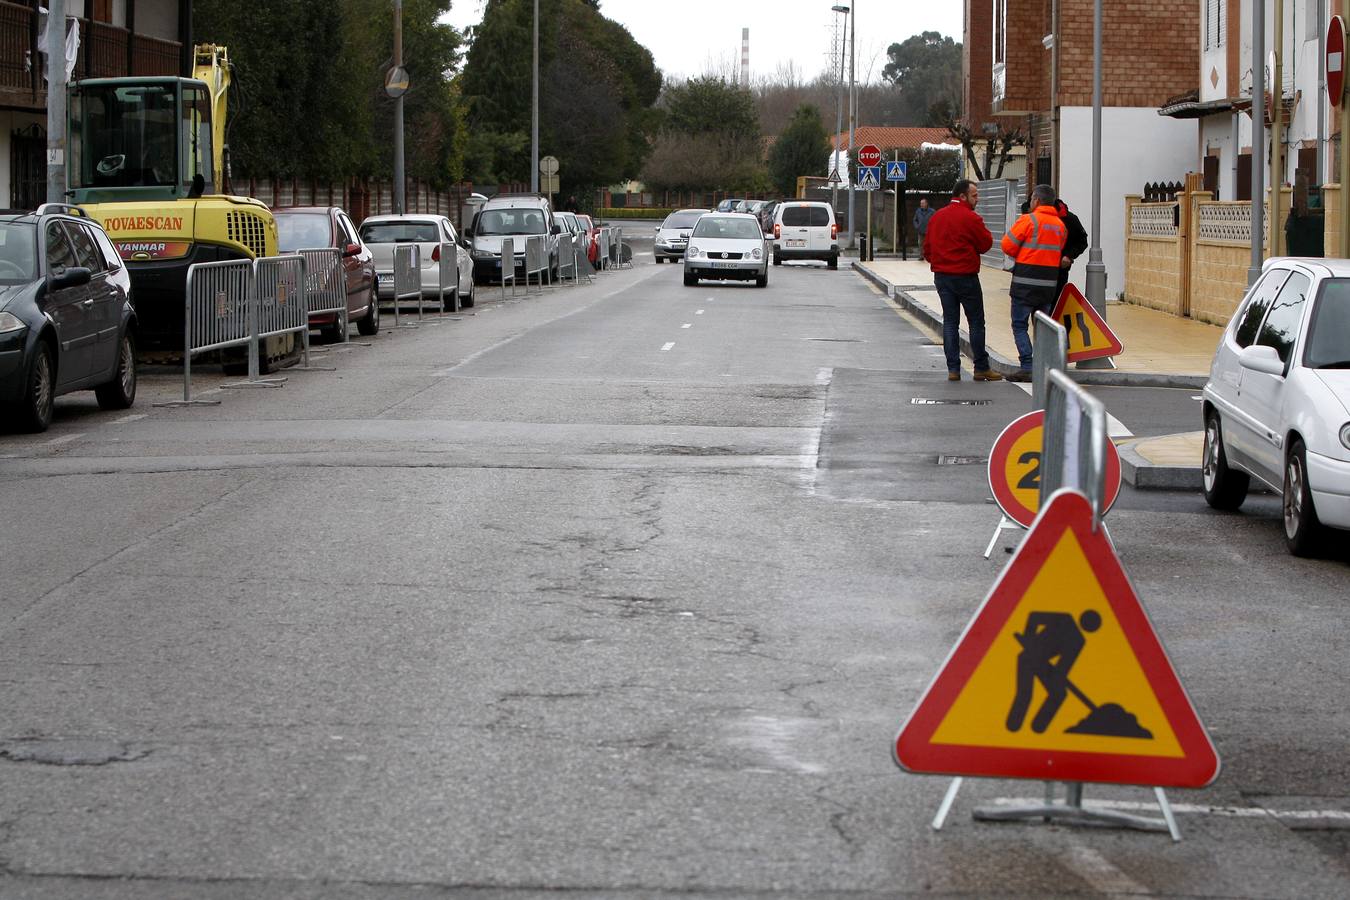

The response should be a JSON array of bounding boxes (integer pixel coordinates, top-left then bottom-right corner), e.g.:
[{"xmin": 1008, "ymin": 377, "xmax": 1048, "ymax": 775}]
[
  {"xmin": 1010, "ymin": 296, "xmax": 1051, "ymax": 371},
  {"xmin": 934, "ymin": 273, "xmax": 990, "ymax": 373}
]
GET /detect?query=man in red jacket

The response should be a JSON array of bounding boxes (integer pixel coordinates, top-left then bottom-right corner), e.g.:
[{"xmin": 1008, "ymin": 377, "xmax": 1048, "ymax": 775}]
[{"xmin": 923, "ymin": 180, "xmax": 1003, "ymax": 382}]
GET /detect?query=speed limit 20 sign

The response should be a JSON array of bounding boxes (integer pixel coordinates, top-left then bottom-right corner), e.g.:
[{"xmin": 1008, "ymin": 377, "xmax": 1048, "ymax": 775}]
[{"xmin": 987, "ymin": 410, "xmax": 1123, "ymax": 527}]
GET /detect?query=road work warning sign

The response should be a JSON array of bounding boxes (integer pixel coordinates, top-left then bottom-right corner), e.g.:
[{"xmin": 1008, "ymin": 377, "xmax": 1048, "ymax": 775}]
[
  {"xmin": 894, "ymin": 490, "xmax": 1219, "ymax": 788},
  {"xmin": 1051, "ymin": 284, "xmax": 1124, "ymax": 362}
]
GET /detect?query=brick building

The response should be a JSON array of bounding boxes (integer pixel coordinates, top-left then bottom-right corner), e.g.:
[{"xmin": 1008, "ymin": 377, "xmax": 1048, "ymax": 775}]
[
  {"xmin": 964, "ymin": 0, "xmax": 1200, "ymax": 295},
  {"xmin": 0, "ymin": 0, "xmax": 189, "ymax": 209}
]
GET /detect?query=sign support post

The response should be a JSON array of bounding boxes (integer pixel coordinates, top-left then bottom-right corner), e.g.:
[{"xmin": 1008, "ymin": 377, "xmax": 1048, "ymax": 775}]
[{"xmin": 1331, "ymin": 16, "xmax": 1349, "ymax": 258}]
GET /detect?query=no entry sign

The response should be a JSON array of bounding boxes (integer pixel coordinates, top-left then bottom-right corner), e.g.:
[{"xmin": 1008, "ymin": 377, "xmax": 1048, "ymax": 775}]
[
  {"xmin": 1329, "ymin": 16, "xmax": 1346, "ymax": 105},
  {"xmin": 857, "ymin": 144, "xmax": 882, "ymax": 168}
]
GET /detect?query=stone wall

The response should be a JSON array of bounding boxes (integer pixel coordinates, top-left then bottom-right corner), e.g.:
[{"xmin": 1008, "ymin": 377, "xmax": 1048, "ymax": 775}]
[{"xmin": 1122, "ymin": 196, "xmax": 1183, "ymax": 315}]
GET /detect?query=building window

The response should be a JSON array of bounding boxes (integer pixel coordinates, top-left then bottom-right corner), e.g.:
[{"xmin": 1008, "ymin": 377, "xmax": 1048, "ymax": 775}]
[
  {"xmin": 1205, "ymin": 0, "xmax": 1225, "ymax": 51},
  {"xmin": 91, "ymin": 0, "xmax": 113, "ymax": 23}
]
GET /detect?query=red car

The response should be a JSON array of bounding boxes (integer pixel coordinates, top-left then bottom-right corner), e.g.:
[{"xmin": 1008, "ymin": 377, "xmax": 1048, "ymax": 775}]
[
  {"xmin": 575, "ymin": 213, "xmax": 600, "ymax": 265},
  {"xmin": 274, "ymin": 207, "xmax": 380, "ymax": 339}
]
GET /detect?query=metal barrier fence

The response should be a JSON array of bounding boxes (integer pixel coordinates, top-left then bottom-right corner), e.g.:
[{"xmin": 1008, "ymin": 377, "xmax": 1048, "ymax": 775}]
[
  {"xmin": 296, "ymin": 248, "xmax": 346, "ymax": 343},
  {"xmin": 392, "ymin": 243, "xmax": 421, "ymax": 327},
  {"xmin": 524, "ymin": 235, "xmax": 547, "ymax": 292},
  {"xmin": 1041, "ymin": 368, "xmax": 1110, "ymax": 528},
  {"xmin": 1032, "ymin": 311, "xmax": 1068, "ymax": 409},
  {"xmin": 558, "ymin": 231, "xmax": 577, "ymax": 282},
  {"xmin": 500, "ymin": 238, "xmax": 517, "ymax": 298},
  {"xmin": 437, "ymin": 241, "xmax": 459, "ymax": 313},
  {"xmin": 597, "ymin": 227, "xmax": 611, "ymax": 270},
  {"xmin": 574, "ymin": 233, "xmax": 593, "ymax": 283},
  {"xmin": 163, "ymin": 259, "xmax": 255, "ymax": 405}
]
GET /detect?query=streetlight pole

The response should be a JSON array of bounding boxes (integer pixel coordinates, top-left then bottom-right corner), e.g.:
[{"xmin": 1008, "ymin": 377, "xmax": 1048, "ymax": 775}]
[
  {"xmin": 393, "ymin": 0, "xmax": 405, "ymax": 215},
  {"xmin": 1249, "ymin": 0, "xmax": 1266, "ymax": 286},
  {"xmin": 45, "ymin": 0, "xmax": 67, "ymax": 203},
  {"xmin": 1084, "ymin": 0, "xmax": 1106, "ymax": 317},
  {"xmin": 831, "ymin": 5, "xmax": 848, "ymax": 211},
  {"xmin": 531, "ymin": 0, "xmax": 539, "ymax": 194},
  {"xmin": 847, "ymin": 0, "xmax": 856, "ymax": 249}
]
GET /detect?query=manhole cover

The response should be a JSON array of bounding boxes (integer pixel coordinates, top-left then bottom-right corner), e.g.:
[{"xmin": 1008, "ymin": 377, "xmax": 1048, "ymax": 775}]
[
  {"xmin": 937, "ymin": 455, "xmax": 988, "ymax": 466},
  {"xmin": 911, "ymin": 398, "xmax": 992, "ymax": 406}
]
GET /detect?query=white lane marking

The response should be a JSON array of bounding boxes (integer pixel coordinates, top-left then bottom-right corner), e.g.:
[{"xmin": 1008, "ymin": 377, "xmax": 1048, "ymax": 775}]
[
  {"xmin": 660, "ymin": 342, "xmax": 675, "ymax": 351},
  {"xmin": 681, "ymin": 323, "xmax": 692, "ymax": 328},
  {"xmin": 113, "ymin": 414, "xmax": 147, "ymax": 425},
  {"xmin": 696, "ymin": 309, "xmax": 705, "ymax": 315},
  {"xmin": 1191, "ymin": 395, "xmax": 1204, "ymax": 401},
  {"xmin": 1107, "ymin": 413, "xmax": 1133, "ymax": 439},
  {"xmin": 46, "ymin": 433, "xmax": 83, "ymax": 445},
  {"xmin": 816, "ymin": 367, "xmax": 832, "ymax": 386},
  {"xmin": 706, "ymin": 296, "xmax": 715, "ymax": 302},
  {"xmin": 992, "ymin": 797, "xmax": 1350, "ymax": 822},
  {"xmin": 1061, "ymin": 845, "xmax": 1150, "ymax": 896},
  {"xmin": 1012, "ymin": 381, "xmax": 1033, "ymax": 396}
]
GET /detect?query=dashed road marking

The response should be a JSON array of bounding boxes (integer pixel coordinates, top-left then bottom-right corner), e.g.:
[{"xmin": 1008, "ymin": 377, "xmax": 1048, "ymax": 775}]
[
  {"xmin": 696, "ymin": 309, "xmax": 705, "ymax": 315},
  {"xmin": 681, "ymin": 323, "xmax": 692, "ymax": 328},
  {"xmin": 113, "ymin": 414, "xmax": 147, "ymax": 425},
  {"xmin": 660, "ymin": 342, "xmax": 675, "ymax": 351}
]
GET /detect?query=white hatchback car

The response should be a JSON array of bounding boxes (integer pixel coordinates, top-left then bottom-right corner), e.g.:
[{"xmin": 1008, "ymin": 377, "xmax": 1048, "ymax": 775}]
[
  {"xmin": 1201, "ymin": 258, "xmax": 1350, "ymax": 555},
  {"xmin": 359, "ymin": 215, "xmax": 475, "ymax": 309},
  {"xmin": 683, "ymin": 213, "xmax": 768, "ymax": 288}
]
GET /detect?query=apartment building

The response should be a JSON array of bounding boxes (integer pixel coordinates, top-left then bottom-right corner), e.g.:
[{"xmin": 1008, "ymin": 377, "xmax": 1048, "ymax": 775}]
[
  {"xmin": 964, "ymin": 0, "xmax": 1199, "ymax": 296},
  {"xmin": 0, "ymin": 0, "xmax": 189, "ymax": 209}
]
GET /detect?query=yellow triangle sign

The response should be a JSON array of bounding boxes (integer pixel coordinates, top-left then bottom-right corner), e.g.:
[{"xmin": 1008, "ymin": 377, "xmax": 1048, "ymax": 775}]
[
  {"xmin": 1050, "ymin": 284, "xmax": 1123, "ymax": 362},
  {"xmin": 895, "ymin": 490, "xmax": 1218, "ymax": 787}
]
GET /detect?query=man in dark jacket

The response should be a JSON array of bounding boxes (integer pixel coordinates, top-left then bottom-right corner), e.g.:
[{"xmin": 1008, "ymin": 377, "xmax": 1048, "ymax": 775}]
[
  {"xmin": 1054, "ymin": 199, "xmax": 1088, "ymax": 301},
  {"xmin": 923, "ymin": 180, "xmax": 1003, "ymax": 382}
]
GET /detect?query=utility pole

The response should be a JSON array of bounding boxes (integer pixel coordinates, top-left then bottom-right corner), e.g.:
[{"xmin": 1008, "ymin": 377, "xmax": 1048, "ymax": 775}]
[
  {"xmin": 1249, "ymin": 0, "xmax": 1266, "ymax": 286},
  {"xmin": 531, "ymin": 0, "xmax": 539, "ymax": 193},
  {"xmin": 1084, "ymin": 0, "xmax": 1106, "ymax": 318},
  {"xmin": 393, "ymin": 0, "xmax": 405, "ymax": 215},
  {"xmin": 46, "ymin": 0, "xmax": 67, "ymax": 203},
  {"xmin": 1270, "ymin": 0, "xmax": 1284, "ymax": 257},
  {"xmin": 831, "ymin": 5, "xmax": 848, "ymax": 211},
  {"xmin": 847, "ymin": 0, "xmax": 856, "ymax": 249}
]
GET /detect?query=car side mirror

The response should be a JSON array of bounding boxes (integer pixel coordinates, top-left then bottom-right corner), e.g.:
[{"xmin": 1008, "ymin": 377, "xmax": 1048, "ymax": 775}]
[
  {"xmin": 50, "ymin": 266, "xmax": 92, "ymax": 290},
  {"xmin": 464, "ymin": 228, "xmax": 474, "ymax": 239},
  {"xmin": 1238, "ymin": 344, "xmax": 1286, "ymax": 376},
  {"xmin": 342, "ymin": 242, "xmax": 361, "ymax": 257},
  {"xmin": 552, "ymin": 224, "xmax": 562, "ymax": 235}
]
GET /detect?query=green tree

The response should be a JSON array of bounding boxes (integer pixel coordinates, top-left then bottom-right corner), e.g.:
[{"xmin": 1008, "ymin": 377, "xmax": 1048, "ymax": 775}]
[
  {"xmin": 881, "ymin": 31, "xmax": 962, "ymax": 126},
  {"xmin": 662, "ymin": 76, "xmax": 759, "ymax": 142},
  {"xmin": 767, "ymin": 104, "xmax": 829, "ymax": 196}
]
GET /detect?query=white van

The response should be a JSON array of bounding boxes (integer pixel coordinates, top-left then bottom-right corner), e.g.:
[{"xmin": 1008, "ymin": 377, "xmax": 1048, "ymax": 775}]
[
  {"xmin": 772, "ymin": 201, "xmax": 839, "ymax": 268},
  {"xmin": 468, "ymin": 195, "xmax": 559, "ymax": 284}
]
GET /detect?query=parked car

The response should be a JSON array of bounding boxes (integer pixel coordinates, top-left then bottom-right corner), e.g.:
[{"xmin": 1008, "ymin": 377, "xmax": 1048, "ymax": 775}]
[
  {"xmin": 468, "ymin": 195, "xmax": 560, "ymax": 284},
  {"xmin": 755, "ymin": 200, "xmax": 782, "ymax": 236},
  {"xmin": 554, "ymin": 211, "xmax": 588, "ymax": 265},
  {"xmin": 358, "ymin": 214, "xmax": 475, "ymax": 310},
  {"xmin": 575, "ymin": 214, "xmax": 600, "ymax": 266},
  {"xmin": 653, "ymin": 209, "xmax": 707, "ymax": 263},
  {"xmin": 771, "ymin": 200, "xmax": 840, "ymax": 268},
  {"xmin": 0, "ymin": 205, "xmax": 138, "ymax": 432},
  {"xmin": 715, "ymin": 198, "xmax": 746, "ymax": 213},
  {"xmin": 1201, "ymin": 258, "xmax": 1350, "ymax": 555},
  {"xmin": 274, "ymin": 207, "xmax": 380, "ymax": 338},
  {"xmin": 683, "ymin": 213, "xmax": 768, "ymax": 288}
]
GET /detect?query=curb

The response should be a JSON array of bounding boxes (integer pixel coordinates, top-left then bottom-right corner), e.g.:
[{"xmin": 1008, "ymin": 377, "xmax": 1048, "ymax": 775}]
[
  {"xmin": 853, "ymin": 262, "xmax": 1208, "ymax": 389},
  {"xmin": 1116, "ymin": 441, "xmax": 1202, "ymax": 491}
]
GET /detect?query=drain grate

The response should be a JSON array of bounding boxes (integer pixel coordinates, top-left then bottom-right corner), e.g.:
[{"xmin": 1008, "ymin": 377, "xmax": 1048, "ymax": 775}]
[
  {"xmin": 937, "ymin": 455, "xmax": 988, "ymax": 466},
  {"xmin": 911, "ymin": 398, "xmax": 993, "ymax": 406}
]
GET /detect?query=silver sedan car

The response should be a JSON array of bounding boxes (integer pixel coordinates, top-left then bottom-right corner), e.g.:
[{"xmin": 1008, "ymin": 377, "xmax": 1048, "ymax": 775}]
[{"xmin": 682, "ymin": 213, "xmax": 768, "ymax": 288}]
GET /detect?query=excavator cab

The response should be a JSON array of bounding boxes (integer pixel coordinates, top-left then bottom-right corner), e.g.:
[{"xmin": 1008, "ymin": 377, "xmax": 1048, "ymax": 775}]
[{"xmin": 67, "ymin": 77, "xmax": 216, "ymax": 204}]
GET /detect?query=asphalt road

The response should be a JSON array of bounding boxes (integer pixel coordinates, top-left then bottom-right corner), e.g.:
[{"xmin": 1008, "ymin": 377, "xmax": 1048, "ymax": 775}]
[{"xmin": 0, "ymin": 237, "xmax": 1347, "ymax": 898}]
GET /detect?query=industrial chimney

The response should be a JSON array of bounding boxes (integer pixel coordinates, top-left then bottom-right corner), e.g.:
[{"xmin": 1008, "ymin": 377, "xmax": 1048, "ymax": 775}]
[{"xmin": 740, "ymin": 28, "xmax": 749, "ymax": 87}]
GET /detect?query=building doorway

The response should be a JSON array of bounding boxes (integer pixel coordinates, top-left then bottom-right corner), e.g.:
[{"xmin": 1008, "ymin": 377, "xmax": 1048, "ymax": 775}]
[{"xmin": 10, "ymin": 124, "xmax": 46, "ymax": 211}]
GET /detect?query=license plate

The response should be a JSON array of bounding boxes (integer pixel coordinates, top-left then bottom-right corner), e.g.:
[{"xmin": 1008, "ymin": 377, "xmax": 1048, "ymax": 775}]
[
  {"xmin": 787, "ymin": 240, "xmax": 805, "ymax": 247},
  {"xmin": 709, "ymin": 262, "xmax": 740, "ymax": 269}
]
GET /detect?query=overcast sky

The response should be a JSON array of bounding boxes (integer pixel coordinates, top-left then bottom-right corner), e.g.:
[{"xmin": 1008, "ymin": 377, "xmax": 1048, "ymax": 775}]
[{"xmin": 445, "ymin": 1, "xmax": 964, "ymax": 84}]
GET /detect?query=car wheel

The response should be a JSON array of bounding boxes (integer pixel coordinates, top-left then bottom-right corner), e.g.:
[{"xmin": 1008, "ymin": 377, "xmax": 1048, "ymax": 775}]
[
  {"xmin": 655, "ymin": 256, "xmax": 663, "ymax": 264},
  {"xmin": 1283, "ymin": 439, "xmax": 1326, "ymax": 556},
  {"xmin": 755, "ymin": 270, "xmax": 768, "ymax": 288},
  {"xmin": 460, "ymin": 275, "xmax": 475, "ymax": 309},
  {"xmin": 16, "ymin": 339, "xmax": 55, "ymax": 432},
  {"xmin": 1201, "ymin": 411, "xmax": 1248, "ymax": 510},
  {"xmin": 683, "ymin": 271, "xmax": 697, "ymax": 287},
  {"xmin": 772, "ymin": 252, "xmax": 782, "ymax": 266},
  {"xmin": 95, "ymin": 330, "xmax": 137, "ymax": 410},
  {"xmin": 357, "ymin": 287, "xmax": 381, "ymax": 335},
  {"xmin": 827, "ymin": 254, "xmax": 839, "ymax": 270}
]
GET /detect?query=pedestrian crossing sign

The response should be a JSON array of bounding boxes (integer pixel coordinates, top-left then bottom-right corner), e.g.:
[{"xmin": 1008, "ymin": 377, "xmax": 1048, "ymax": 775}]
[
  {"xmin": 894, "ymin": 490, "xmax": 1219, "ymax": 788},
  {"xmin": 858, "ymin": 165, "xmax": 882, "ymax": 191},
  {"xmin": 1051, "ymin": 283, "xmax": 1124, "ymax": 362}
]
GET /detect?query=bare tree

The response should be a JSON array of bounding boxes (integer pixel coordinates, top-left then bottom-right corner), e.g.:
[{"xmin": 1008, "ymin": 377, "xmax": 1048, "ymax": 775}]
[{"xmin": 946, "ymin": 119, "xmax": 1025, "ymax": 181}]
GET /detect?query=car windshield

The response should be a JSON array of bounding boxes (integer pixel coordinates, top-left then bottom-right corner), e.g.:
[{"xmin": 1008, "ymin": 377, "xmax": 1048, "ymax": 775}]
[
  {"xmin": 0, "ymin": 222, "xmax": 36, "ymax": 283},
  {"xmin": 576, "ymin": 215, "xmax": 593, "ymax": 229},
  {"xmin": 275, "ymin": 213, "xmax": 331, "ymax": 252},
  {"xmin": 692, "ymin": 217, "xmax": 762, "ymax": 240},
  {"xmin": 360, "ymin": 222, "xmax": 439, "ymax": 244},
  {"xmin": 662, "ymin": 212, "xmax": 702, "ymax": 230},
  {"xmin": 476, "ymin": 209, "xmax": 547, "ymax": 236},
  {"xmin": 1305, "ymin": 278, "xmax": 1350, "ymax": 368}
]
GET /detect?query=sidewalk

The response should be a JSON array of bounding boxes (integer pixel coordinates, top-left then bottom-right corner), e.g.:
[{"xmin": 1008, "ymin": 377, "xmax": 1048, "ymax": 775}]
[
  {"xmin": 855, "ymin": 259, "xmax": 1222, "ymax": 389},
  {"xmin": 854, "ymin": 259, "xmax": 1209, "ymax": 489}
]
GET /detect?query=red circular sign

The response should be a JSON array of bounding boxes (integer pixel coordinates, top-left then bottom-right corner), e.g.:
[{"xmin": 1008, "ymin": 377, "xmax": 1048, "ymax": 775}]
[
  {"xmin": 1329, "ymin": 17, "xmax": 1346, "ymax": 105},
  {"xmin": 857, "ymin": 144, "xmax": 882, "ymax": 168},
  {"xmin": 987, "ymin": 409, "xmax": 1122, "ymax": 528}
]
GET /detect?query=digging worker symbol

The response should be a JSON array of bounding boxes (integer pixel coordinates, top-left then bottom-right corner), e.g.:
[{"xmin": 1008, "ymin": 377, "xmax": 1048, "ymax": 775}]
[{"xmin": 1006, "ymin": 609, "xmax": 1102, "ymax": 734}]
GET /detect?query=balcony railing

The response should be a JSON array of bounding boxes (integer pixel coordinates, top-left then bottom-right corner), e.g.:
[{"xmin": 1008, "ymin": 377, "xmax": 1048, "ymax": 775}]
[{"xmin": 0, "ymin": 6, "xmax": 180, "ymax": 101}]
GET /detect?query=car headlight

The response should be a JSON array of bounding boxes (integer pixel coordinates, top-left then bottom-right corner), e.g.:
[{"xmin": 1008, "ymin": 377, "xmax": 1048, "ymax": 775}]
[
  {"xmin": 751, "ymin": 248, "xmax": 762, "ymax": 259},
  {"xmin": 0, "ymin": 311, "xmax": 24, "ymax": 335},
  {"xmin": 471, "ymin": 248, "xmax": 495, "ymax": 259},
  {"xmin": 688, "ymin": 246, "xmax": 699, "ymax": 257},
  {"xmin": 1341, "ymin": 422, "xmax": 1350, "ymax": 452}
]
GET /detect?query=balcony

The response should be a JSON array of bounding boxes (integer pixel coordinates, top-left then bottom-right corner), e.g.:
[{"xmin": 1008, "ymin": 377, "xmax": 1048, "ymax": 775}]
[{"xmin": 0, "ymin": 2, "xmax": 181, "ymax": 108}]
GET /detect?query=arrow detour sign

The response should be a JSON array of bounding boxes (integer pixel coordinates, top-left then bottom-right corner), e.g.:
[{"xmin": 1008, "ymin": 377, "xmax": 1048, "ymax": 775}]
[
  {"xmin": 1051, "ymin": 284, "xmax": 1123, "ymax": 362},
  {"xmin": 988, "ymin": 410, "xmax": 1121, "ymax": 528},
  {"xmin": 894, "ymin": 490, "xmax": 1219, "ymax": 788}
]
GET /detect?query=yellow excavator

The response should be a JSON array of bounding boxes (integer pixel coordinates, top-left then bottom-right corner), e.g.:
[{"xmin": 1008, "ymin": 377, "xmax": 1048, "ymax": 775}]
[{"xmin": 66, "ymin": 44, "xmax": 280, "ymax": 356}]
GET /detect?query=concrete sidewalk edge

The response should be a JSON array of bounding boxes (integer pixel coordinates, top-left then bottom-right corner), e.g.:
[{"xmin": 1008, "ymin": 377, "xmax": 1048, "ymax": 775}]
[
  {"xmin": 853, "ymin": 262, "xmax": 1207, "ymax": 390},
  {"xmin": 1116, "ymin": 440, "xmax": 1203, "ymax": 491}
]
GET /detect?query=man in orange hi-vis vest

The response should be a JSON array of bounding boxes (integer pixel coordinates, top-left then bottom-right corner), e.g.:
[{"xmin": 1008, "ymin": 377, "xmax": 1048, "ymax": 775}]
[{"xmin": 1000, "ymin": 184, "xmax": 1067, "ymax": 382}]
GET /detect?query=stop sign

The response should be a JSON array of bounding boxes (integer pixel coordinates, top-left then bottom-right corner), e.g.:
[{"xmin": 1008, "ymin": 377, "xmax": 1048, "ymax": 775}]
[
  {"xmin": 1329, "ymin": 16, "xmax": 1346, "ymax": 105},
  {"xmin": 858, "ymin": 144, "xmax": 882, "ymax": 168}
]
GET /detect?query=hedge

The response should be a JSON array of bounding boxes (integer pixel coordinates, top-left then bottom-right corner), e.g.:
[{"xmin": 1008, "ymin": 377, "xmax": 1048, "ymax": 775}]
[{"xmin": 596, "ymin": 207, "xmax": 675, "ymax": 220}]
